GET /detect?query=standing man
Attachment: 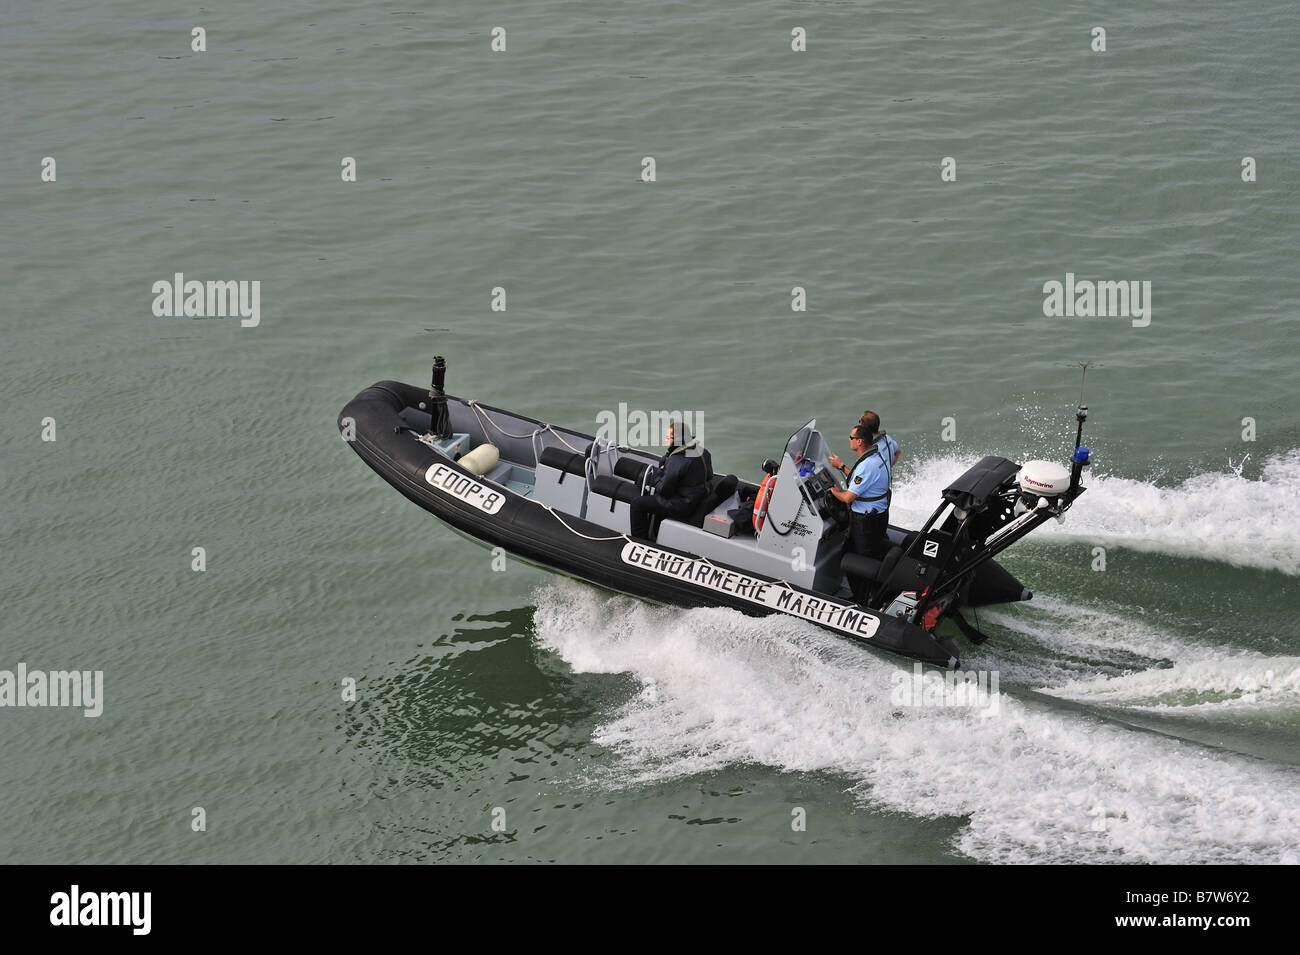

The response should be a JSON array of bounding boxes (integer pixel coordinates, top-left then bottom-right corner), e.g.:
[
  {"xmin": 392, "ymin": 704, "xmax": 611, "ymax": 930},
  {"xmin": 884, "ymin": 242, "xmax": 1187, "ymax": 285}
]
[
  {"xmin": 859, "ymin": 411, "xmax": 900, "ymax": 466},
  {"xmin": 828, "ymin": 412, "xmax": 900, "ymax": 601}
]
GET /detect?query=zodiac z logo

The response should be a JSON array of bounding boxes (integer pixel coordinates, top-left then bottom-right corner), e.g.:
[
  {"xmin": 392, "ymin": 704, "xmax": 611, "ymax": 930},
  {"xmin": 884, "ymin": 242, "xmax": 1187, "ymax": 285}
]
[{"xmin": 922, "ymin": 540, "xmax": 940, "ymax": 558}]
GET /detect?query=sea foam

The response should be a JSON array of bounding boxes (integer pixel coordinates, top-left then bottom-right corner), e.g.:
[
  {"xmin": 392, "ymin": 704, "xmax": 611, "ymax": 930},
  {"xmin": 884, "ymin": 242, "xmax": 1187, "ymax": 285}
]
[{"xmin": 532, "ymin": 581, "xmax": 1300, "ymax": 864}]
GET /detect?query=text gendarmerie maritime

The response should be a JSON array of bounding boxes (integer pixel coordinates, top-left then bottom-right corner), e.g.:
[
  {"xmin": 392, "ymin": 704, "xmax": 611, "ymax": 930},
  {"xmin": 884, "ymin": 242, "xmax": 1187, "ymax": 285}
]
[{"xmin": 621, "ymin": 543, "xmax": 877, "ymax": 637}]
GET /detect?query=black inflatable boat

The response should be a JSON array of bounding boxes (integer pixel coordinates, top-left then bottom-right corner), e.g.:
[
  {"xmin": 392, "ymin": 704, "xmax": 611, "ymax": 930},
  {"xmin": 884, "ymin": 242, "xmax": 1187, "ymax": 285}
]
[{"xmin": 338, "ymin": 357, "xmax": 1090, "ymax": 668}]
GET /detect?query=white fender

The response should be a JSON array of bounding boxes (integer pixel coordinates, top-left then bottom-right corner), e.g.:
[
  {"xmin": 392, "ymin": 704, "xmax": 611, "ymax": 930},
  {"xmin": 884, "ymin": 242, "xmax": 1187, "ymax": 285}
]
[{"xmin": 458, "ymin": 443, "xmax": 500, "ymax": 476}]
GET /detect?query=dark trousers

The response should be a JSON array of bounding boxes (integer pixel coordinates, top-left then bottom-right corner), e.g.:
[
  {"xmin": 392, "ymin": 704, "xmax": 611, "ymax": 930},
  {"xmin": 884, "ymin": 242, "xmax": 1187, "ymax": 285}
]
[
  {"xmin": 630, "ymin": 494, "xmax": 696, "ymax": 539},
  {"xmin": 847, "ymin": 509, "xmax": 890, "ymax": 602}
]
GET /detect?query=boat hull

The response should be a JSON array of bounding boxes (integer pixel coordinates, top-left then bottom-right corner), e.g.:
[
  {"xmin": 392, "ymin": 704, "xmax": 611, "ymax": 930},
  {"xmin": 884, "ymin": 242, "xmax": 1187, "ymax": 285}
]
[{"xmin": 339, "ymin": 380, "xmax": 966, "ymax": 667}]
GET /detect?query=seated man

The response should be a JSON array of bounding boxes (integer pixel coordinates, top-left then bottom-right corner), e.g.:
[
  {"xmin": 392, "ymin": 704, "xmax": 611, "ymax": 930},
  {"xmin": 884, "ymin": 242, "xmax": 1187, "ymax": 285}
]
[{"xmin": 630, "ymin": 418, "xmax": 709, "ymax": 540}]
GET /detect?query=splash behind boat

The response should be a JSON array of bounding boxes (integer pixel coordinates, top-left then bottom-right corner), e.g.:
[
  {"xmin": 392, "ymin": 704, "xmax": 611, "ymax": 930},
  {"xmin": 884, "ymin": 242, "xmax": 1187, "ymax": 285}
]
[{"xmin": 338, "ymin": 357, "xmax": 1090, "ymax": 668}]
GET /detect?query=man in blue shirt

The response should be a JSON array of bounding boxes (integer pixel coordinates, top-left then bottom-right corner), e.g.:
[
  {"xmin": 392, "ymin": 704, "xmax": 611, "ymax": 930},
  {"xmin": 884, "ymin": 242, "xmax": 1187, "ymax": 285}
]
[{"xmin": 828, "ymin": 411, "xmax": 900, "ymax": 602}]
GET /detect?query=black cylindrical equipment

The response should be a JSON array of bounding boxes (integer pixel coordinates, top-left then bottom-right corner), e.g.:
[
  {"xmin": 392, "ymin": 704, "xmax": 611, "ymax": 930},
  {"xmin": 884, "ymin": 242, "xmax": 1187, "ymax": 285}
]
[
  {"xmin": 428, "ymin": 355, "xmax": 451, "ymax": 439},
  {"xmin": 1069, "ymin": 405, "xmax": 1089, "ymax": 494}
]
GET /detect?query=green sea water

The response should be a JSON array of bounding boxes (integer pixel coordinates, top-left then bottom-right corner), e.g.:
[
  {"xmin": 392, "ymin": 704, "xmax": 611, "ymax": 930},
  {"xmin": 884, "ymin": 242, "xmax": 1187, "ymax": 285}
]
[{"xmin": 3, "ymin": 0, "xmax": 1298, "ymax": 863}]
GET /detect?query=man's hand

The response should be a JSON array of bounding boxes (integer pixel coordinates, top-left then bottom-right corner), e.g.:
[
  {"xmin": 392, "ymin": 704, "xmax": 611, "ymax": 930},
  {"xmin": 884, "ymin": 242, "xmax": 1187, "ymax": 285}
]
[{"xmin": 828, "ymin": 452, "xmax": 844, "ymax": 470}]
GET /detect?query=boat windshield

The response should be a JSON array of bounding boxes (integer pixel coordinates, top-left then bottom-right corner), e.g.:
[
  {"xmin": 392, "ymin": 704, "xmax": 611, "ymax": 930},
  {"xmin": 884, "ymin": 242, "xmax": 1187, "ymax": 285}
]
[
  {"xmin": 783, "ymin": 419, "xmax": 836, "ymax": 477},
  {"xmin": 784, "ymin": 419, "xmax": 817, "ymax": 461}
]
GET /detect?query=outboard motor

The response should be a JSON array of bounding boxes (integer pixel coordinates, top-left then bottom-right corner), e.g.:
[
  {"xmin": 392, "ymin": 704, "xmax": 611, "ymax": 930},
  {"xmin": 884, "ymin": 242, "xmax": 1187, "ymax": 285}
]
[
  {"xmin": 886, "ymin": 399, "xmax": 1093, "ymax": 634},
  {"xmin": 428, "ymin": 355, "xmax": 451, "ymax": 439}
]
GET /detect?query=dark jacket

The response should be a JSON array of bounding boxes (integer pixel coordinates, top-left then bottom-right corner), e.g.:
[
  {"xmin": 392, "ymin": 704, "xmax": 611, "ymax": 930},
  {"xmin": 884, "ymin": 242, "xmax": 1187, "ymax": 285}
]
[{"xmin": 656, "ymin": 421, "xmax": 709, "ymax": 503}]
